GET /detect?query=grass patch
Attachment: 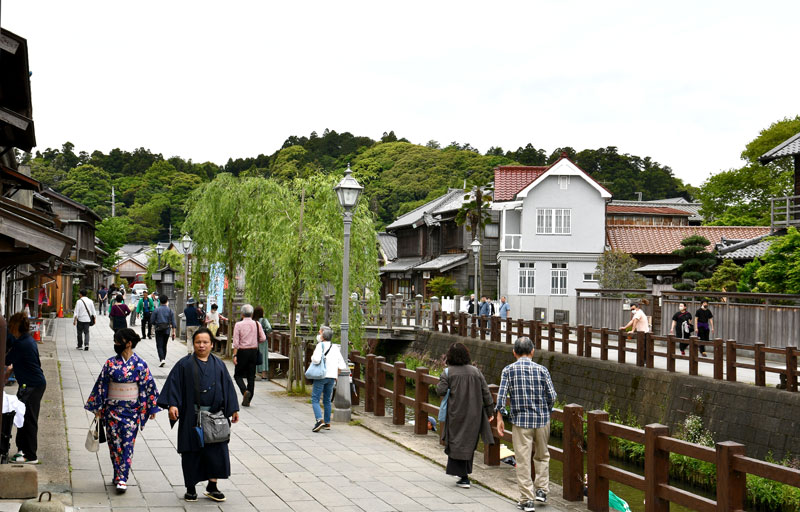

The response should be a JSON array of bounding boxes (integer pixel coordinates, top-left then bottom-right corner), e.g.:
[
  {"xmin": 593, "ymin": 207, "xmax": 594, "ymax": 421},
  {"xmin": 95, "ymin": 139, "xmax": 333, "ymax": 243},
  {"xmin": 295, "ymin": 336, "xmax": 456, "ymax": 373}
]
[{"xmin": 349, "ymin": 419, "xmax": 363, "ymax": 426}]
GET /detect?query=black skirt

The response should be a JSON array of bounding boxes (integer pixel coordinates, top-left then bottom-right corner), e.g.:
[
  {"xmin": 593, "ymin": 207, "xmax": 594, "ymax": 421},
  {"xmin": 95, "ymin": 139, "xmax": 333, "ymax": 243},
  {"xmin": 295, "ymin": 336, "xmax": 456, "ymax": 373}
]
[{"xmin": 446, "ymin": 456, "xmax": 473, "ymax": 477}]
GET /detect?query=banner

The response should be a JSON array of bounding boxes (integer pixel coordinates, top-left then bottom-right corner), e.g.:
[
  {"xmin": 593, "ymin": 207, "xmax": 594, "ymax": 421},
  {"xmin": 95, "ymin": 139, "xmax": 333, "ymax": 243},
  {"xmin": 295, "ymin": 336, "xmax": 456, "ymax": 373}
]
[{"xmin": 207, "ymin": 263, "xmax": 225, "ymax": 311}]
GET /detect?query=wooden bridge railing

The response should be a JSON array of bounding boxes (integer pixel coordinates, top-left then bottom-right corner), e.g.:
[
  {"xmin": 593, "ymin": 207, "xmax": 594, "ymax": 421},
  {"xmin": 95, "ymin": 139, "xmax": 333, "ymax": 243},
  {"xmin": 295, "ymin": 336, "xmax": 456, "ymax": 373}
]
[
  {"xmin": 347, "ymin": 352, "xmax": 800, "ymax": 510},
  {"xmin": 431, "ymin": 311, "xmax": 800, "ymax": 392}
]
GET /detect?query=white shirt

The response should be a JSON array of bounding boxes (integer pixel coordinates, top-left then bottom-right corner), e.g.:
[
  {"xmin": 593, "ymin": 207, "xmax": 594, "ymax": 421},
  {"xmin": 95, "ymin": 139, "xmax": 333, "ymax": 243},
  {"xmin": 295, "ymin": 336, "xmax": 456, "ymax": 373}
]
[
  {"xmin": 74, "ymin": 297, "xmax": 97, "ymax": 322},
  {"xmin": 631, "ymin": 309, "xmax": 650, "ymax": 333},
  {"xmin": 311, "ymin": 342, "xmax": 347, "ymax": 380}
]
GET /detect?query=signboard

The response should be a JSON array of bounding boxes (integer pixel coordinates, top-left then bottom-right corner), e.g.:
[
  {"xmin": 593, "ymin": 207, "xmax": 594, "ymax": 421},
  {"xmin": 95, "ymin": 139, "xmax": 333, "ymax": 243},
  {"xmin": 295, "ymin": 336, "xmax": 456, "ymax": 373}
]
[{"xmin": 207, "ymin": 263, "xmax": 225, "ymax": 310}]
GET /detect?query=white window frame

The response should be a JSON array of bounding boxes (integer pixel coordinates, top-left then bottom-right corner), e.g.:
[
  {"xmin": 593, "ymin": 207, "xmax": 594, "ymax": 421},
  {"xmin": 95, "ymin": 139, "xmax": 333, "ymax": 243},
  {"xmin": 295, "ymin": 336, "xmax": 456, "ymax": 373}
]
[
  {"xmin": 551, "ymin": 263, "xmax": 568, "ymax": 295},
  {"xmin": 583, "ymin": 272, "xmax": 599, "ymax": 282},
  {"xmin": 537, "ymin": 208, "xmax": 571, "ymax": 235},
  {"xmin": 518, "ymin": 263, "xmax": 535, "ymax": 295},
  {"xmin": 485, "ymin": 223, "xmax": 500, "ymax": 238}
]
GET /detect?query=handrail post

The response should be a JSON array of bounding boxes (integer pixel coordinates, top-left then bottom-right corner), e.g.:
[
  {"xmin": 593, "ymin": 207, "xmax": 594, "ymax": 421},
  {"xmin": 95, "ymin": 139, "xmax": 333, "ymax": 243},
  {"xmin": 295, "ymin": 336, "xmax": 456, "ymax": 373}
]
[
  {"xmin": 713, "ymin": 338, "xmax": 724, "ymax": 380},
  {"xmin": 414, "ymin": 367, "xmax": 429, "ymax": 435},
  {"xmin": 562, "ymin": 404, "xmax": 585, "ymax": 501},
  {"xmin": 430, "ymin": 297, "xmax": 440, "ymax": 331},
  {"xmin": 716, "ymin": 441, "xmax": 746, "ymax": 512},
  {"xmin": 351, "ymin": 351, "xmax": 361, "ymax": 406},
  {"xmin": 618, "ymin": 329, "xmax": 627, "ymax": 364},
  {"xmin": 374, "ymin": 356, "xmax": 386, "ymax": 417},
  {"xmin": 491, "ymin": 316, "xmax": 500, "ymax": 342},
  {"xmin": 392, "ymin": 361, "xmax": 406, "ymax": 425},
  {"xmin": 786, "ymin": 346, "xmax": 798, "ymax": 392},
  {"xmin": 636, "ymin": 331, "xmax": 645, "ymax": 367},
  {"xmin": 584, "ymin": 325, "xmax": 593, "ymax": 358},
  {"xmin": 450, "ymin": 311, "xmax": 456, "ymax": 334},
  {"xmin": 645, "ymin": 332, "xmax": 654, "ymax": 368},
  {"xmin": 439, "ymin": 311, "xmax": 447, "ymax": 334},
  {"xmin": 506, "ymin": 317, "xmax": 513, "ymax": 344},
  {"xmin": 726, "ymin": 340, "xmax": 737, "ymax": 382},
  {"xmin": 667, "ymin": 335, "xmax": 676, "ymax": 372},
  {"xmin": 547, "ymin": 322, "xmax": 556, "ymax": 352},
  {"xmin": 586, "ymin": 410, "xmax": 610, "ymax": 511},
  {"xmin": 479, "ymin": 315, "xmax": 487, "ymax": 340},
  {"xmin": 689, "ymin": 335, "xmax": 699, "ymax": 376},
  {"xmin": 385, "ymin": 294, "xmax": 394, "ymax": 330},
  {"xmin": 414, "ymin": 294, "xmax": 423, "ymax": 328},
  {"xmin": 755, "ymin": 342, "xmax": 766, "ymax": 386},
  {"xmin": 470, "ymin": 315, "xmax": 477, "ymax": 339},
  {"xmin": 600, "ymin": 327, "xmax": 608, "ymax": 360},
  {"xmin": 561, "ymin": 323, "xmax": 570, "ymax": 354},
  {"xmin": 644, "ymin": 424, "xmax": 670, "ymax": 512},
  {"xmin": 485, "ymin": 384, "xmax": 501, "ymax": 466},
  {"xmin": 576, "ymin": 325, "xmax": 585, "ymax": 357},
  {"xmin": 533, "ymin": 321, "xmax": 542, "ymax": 350},
  {"xmin": 459, "ymin": 312, "xmax": 468, "ymax": 337},
  {"xmin": 365, "ymin": 354, "xmax": 376, "ymax": 413}
]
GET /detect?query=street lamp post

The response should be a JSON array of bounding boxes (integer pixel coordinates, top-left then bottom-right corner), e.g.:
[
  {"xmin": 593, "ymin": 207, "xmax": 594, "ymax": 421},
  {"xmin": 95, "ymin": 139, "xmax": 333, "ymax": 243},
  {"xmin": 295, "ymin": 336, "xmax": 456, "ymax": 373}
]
[
  {"xmin": 333, "ymin": 164, "xmax": 363, "ymax": 423},
  {"xmin": 471, "ymin": 238, "xmax": 481, "ymax": 306},
  {"xmin": 181, "ymin": 235, "xmax": 192, "ymax": 311},
  {"xmin": 156, "ymin": 244, "xmax": 164, "ymax": 269}
]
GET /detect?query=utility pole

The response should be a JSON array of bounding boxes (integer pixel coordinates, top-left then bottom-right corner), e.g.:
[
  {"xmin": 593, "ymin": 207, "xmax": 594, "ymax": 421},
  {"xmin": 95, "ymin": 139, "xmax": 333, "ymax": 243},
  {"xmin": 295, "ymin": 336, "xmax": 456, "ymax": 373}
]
[{"xmin": 111, "ymin": 185, "xmax": 116, "ymax": 217}]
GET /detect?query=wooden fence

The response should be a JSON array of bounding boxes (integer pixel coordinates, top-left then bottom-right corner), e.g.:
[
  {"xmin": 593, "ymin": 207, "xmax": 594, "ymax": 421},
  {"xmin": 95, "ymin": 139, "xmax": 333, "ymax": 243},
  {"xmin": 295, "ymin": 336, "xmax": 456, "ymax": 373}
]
[
  {"xmin": 431, "ymin": 311, "xmax": 800, "ymax": 392},
  {"xmin": 348, "ymin": 352, "xmax": 800, "ymax": 511}
]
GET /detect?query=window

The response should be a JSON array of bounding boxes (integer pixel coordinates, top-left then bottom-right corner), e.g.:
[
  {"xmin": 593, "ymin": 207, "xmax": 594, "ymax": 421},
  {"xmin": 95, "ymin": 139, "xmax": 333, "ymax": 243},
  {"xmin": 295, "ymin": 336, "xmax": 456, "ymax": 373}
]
[
  {"xmin": 485, "ymin": 223, "xmax": 499, "ymax": 238},
  {"xmin": 551, "ymin": 263, "xmax": 567, "ymax": 295},
  {"xmin": 519, "ymin": 263, "xmax": 535, "ymax": 294},
  {"xmin": 537, "ymin": 208, "xmax": 571, "ymax": 234},
  {"xmin": 583, "ymin": 272, "xmax": 599, "ymax": 282},
  {"xmin": 558, "ymin": 176, "xmax": 571, "ymax": 189}
]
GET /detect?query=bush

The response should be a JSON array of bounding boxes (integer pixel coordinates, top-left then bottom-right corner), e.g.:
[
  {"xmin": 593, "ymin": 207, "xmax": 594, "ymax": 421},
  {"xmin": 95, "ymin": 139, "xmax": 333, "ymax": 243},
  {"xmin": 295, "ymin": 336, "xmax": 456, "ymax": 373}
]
[{"xmin": 427, "ymin": 276, "xmax": 458, "ymax": 298}]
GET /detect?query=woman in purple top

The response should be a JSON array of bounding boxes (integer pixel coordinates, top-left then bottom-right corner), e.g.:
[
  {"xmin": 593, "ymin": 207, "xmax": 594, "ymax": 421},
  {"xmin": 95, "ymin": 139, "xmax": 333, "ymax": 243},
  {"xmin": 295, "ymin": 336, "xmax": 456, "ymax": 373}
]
[{"xmin": 109, "ymin": 295, "xmax": 131, "ymax": 335}]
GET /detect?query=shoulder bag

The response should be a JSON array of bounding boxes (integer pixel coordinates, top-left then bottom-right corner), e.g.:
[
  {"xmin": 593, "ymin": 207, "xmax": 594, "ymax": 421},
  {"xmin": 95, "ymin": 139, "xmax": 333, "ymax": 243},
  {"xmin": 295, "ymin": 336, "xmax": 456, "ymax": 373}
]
[
  {"xmin": 79, "ymin": 298, "xmax": 96, "ymax": 326},
  {"xmin": 191, "ymin": 356, "xmax": 230, "ymax": 446},
  {"xmin": 305, "ymin": 342, "xmax": 332, "ymax": 380},
  {"xmin": 437, "ymin": 367, "xmax": 450, "ymax": 423}
]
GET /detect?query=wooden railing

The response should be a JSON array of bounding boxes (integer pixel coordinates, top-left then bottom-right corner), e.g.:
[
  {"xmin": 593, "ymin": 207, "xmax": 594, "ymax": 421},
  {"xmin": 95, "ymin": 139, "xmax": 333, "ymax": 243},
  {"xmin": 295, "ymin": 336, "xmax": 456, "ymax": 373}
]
[
  {"xmin": 348, "ymin": 353, "xmax": 800, "ymax": 511},
  {"xmin": 431, "ymin": 311, "xmax": 800, "ymax": 392},
  {"xmin": 770, "ymin": 194, "xmax": 800, "ymax": 231}
]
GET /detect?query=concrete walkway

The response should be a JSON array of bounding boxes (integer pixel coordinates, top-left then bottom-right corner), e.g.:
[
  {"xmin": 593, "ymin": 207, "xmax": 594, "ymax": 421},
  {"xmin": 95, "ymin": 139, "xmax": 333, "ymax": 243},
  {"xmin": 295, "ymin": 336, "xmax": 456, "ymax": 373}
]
[{"xmin": 10, "ymin": 318, "xmax": 532, "ymax": 511}]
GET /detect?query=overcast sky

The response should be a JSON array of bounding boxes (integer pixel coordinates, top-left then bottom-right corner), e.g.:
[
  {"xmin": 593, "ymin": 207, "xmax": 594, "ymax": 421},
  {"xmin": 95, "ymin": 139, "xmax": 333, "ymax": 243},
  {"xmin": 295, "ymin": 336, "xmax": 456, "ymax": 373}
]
[{"xmin": 4, "ymin": 1, "xmax": 799, "ymax": 186}]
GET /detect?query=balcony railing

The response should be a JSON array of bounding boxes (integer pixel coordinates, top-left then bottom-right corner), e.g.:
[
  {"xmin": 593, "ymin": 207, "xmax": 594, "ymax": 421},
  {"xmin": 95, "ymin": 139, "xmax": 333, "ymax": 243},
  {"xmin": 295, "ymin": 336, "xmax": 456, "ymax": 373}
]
[
  {"xmin": 770, "ymin": 194, "xmax": 800, "ymax": 231},
  {"xmin": 503, "ymin": 233, "xmax": 521, "ymax": 251}
]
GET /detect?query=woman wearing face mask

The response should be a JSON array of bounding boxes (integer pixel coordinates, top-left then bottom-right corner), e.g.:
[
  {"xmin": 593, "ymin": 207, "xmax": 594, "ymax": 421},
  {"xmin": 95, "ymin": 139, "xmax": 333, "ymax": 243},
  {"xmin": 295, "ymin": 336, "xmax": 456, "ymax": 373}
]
[
  {"xmin": 85, "ymin": 328, "xmax": 161, "ymax": 493},
  {"xmin": 308, "ymin": 326, "xmax": 347, "ymax": 432}
]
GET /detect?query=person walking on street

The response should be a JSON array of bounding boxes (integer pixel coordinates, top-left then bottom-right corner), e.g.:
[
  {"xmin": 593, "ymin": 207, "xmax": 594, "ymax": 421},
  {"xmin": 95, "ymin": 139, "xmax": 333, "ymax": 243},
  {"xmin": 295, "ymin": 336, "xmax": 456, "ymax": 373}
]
[
  {"xmin": 109, "ymin": 295, "xmax": 131, "ymax": 336},
  {"xmin": 694, "ymin": 300, "xmax": 713, "ymax": 357},
  {"xmin": 151, "ymin": 296, "xmax": 176, "ymax": 367},
  {"xmin": 231, "ymin": 304, "xmax": 265, "ymax": 407},
  {"xmin": 498, "ymin": 296, "xmax": 510, "ymax": 320},
  {"xmin": 98, "ymin": 286, "xmax": 109, "ymax": 315},
  {"xmin": 435, "ymin": 342, "xmax": 494, "ymax": 489},
  {"xmin": 253, "ymin": 306, "xmax": 272, "ymax": 380},
  {"xmin": 5, "ymin": 313, "xmax": 46, "ymax": 464},
  {"xmin": 157, "ymin": 328, "xmax": 240, "ymax": 503},
  {"xmin": 669, "ymin": 302, "xmax": 694, "ymax": 356},
  {"xmin": 135, "ymin": 291, "xmax": 155, "ymax": 339},
  {"xmin": 309, "ymin": 326, "xmax": 347, "ymax": 432},
  {"xmin": 74, "ymin": 288, "xmax": 96, "ymax": 350},
  {"xmin": 478, "ymin": 296, "xmax": 491, "ymax": 330},
  {"xmin": 495, "ymin": 337, "xmax": 557, "ymax": 511},
  {"xmin": 84, "ymin": 328, "xmax": 160, "ymax": 493},
  {"xmin": 184, "ymin": 298, "xmax": 202, "ymax": 353}
]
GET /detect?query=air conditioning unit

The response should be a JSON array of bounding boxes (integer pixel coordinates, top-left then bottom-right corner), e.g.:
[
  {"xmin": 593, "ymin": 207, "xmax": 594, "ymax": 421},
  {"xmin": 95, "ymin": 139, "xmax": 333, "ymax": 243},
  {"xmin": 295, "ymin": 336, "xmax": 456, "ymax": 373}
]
[{"xmin": 422, "ymin": 271, "xmax": 431, "ymax": 279}]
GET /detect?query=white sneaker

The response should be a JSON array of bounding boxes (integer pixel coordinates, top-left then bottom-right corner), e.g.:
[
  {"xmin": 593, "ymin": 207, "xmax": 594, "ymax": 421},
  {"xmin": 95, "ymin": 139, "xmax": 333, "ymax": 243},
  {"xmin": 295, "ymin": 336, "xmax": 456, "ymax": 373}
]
[{"xmin": 159, "ymin": 360, "xmax": 165, "ymax": 367}]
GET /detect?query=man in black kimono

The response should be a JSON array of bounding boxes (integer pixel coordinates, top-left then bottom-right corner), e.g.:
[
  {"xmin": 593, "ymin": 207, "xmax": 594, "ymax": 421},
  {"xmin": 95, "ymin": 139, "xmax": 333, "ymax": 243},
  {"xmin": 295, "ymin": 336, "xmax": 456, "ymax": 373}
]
[{"xmin": 157, "ymin": 327, "xmax": 239, "ymax": 502}]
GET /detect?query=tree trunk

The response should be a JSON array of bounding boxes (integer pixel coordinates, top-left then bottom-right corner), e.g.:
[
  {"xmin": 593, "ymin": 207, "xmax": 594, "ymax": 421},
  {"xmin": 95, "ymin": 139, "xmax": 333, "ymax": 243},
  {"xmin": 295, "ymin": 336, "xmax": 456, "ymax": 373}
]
[{"xmin": 226, "ymin": 239, "xmax": 235, "ymax": 357}]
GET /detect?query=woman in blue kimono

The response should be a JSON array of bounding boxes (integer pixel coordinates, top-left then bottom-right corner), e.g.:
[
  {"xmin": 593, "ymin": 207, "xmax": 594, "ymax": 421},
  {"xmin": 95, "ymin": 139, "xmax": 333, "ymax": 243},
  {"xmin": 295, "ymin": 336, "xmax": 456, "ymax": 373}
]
[
  {"xmin": 157, "ymin": 327, "xmax": 239, "ymax": 503},
  {"xmin": 85, "ymin": 328, "xmax": 160, "ymax": 493}
]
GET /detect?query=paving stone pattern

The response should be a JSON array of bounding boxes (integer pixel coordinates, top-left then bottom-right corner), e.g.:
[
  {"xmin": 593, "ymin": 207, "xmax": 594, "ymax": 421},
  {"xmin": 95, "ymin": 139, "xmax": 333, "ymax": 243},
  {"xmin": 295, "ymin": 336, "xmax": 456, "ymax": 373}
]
[{"xmin": 52, "ymin": 319, "xmax": 521, "ymax": 511}]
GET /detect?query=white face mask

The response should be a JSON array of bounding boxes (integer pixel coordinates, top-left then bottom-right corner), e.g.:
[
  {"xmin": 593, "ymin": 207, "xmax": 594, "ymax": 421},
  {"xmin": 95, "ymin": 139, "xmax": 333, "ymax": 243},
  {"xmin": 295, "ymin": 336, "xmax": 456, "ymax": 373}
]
[{"xmin": 317, "ymin": 334, "xmax": 323, "ymax": 343}]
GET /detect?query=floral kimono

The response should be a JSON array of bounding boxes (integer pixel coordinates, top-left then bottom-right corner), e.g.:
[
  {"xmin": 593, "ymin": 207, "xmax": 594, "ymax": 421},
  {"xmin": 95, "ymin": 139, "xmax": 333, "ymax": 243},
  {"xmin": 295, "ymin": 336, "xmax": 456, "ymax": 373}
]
[{"xmin": 85, "ymin": 353, "xmax": 160, "ymax": 484}]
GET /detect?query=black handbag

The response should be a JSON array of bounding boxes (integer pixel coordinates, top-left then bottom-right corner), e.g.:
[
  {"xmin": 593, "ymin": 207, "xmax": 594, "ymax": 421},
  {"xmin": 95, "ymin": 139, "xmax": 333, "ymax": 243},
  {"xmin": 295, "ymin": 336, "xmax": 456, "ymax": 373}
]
[{"xmin": 191, "ymin": 357, "xmax": 230, "ymax": 445}]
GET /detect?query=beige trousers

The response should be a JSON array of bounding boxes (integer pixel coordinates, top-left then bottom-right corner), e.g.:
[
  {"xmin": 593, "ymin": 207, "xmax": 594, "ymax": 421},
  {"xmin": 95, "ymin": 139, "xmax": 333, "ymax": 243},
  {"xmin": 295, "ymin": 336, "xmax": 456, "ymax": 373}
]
[
  {"xmin": 186, "ymin": 325, "xmax": 199, "ymax": 353},
  {"xmin": 512, "ymin": 421, "xmax": 551, "ymax": 502}
]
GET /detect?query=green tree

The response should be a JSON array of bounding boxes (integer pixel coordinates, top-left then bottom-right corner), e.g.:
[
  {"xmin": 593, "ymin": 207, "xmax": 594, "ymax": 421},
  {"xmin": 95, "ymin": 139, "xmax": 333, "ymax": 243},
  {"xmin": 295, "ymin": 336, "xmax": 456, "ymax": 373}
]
[
  {"xmin": 672, "ymin": 235, "xmax": 716, "ymax": 290},
  {"xmin": 754, "ymin": 227, "xmax": 800, "ymax": 294},
  {"xmin": 698, "ymin": 116, "xmax": 800, "ymax": 225},
  {"xmin": 427, "ymin": 276, "xmax": 458, "ymax": 298},
  {"xmin": 96, "ymin": 217, "xmax": 132, "ymax": 269},
  {"xmin": 57, "ymin": 164, "xmax": 111, "ymax": 217},
  {"xmin": 696, "ymin": 260, "xmax": 742, "ymax": 291},
  {"xmin": 144, "ymin": 248, "xmax": 184, "ymax": 291},
  {"xmin": 595, "ymin": 250, "xmax": 647, "ymax": 289},
  {"xmin": 738, "ymin": 259, "xmax": 762, "ymax": 292}
]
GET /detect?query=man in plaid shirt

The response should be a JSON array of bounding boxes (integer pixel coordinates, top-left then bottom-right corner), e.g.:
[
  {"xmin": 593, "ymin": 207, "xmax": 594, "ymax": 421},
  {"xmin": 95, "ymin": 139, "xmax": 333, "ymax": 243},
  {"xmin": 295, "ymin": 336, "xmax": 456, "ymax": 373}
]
[{"xmin": 495, "ymin": 337, "xmax": 557, "ymax": 511}]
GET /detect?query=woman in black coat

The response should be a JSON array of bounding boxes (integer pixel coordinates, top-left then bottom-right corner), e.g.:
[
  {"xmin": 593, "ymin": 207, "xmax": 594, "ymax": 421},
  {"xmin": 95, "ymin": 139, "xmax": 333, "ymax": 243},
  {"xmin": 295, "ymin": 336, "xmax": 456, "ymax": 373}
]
[
  {"xmin": 436, "ymin": 342, "xmax": 495, "ymax": 489},
  {"xmin": 157, "ymin": 327, "xmax": 239, "ymax": 502}
]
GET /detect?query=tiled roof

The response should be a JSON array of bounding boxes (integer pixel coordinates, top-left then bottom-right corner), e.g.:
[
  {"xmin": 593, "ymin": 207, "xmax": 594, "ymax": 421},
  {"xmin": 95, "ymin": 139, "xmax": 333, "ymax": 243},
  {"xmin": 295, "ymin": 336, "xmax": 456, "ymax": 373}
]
[
  {"xmin": 493, "ymin": 166, "xmax": 548, "ymax": 201},
  {"xmin": 610, "ymin": 199, "xmax": 703, "ymax": 221},
  {"xmin": 413, "ymin": 253, "xmax": 468, "ymax": 272},
  {"xmin": 377, "ymin": 232, "xmax": 397, "ymax": 261},
  {"xmin": 607, "ymin": 205, "xmax": 691, "ymax": 216},
  {"xmin": 379, "ymin": 257, "xmax": 422, "ymax": 273},
  {"xmin": 759, "ymin": 132, "xmax": 800, "ymax": 163},
  {"xmin": 606, "ymin": 226, "xmax": 771, "ymax": 255},
  {"xmin": 720, "ymin": 240, "xmax": 772, "ymax": 260},
  {"xmin": 386, "ymin": 189, "xmax": 464, "ymax": 230}
]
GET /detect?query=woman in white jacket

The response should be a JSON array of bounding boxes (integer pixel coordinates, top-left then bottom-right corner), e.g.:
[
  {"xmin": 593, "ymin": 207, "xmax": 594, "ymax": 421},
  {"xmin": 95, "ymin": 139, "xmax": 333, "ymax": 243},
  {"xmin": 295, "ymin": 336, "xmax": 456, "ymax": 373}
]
[{"xmin": 310, "ymin": 326, "xmax": 347, "ymax": 432}]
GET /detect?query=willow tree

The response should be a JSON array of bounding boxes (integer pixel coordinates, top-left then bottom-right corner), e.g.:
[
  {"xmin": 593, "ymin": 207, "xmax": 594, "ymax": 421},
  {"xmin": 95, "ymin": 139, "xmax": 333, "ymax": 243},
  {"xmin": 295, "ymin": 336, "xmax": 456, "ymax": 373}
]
[{"xmin": 242, "ymin": 173, "xmax": 379, "ymax": 393}]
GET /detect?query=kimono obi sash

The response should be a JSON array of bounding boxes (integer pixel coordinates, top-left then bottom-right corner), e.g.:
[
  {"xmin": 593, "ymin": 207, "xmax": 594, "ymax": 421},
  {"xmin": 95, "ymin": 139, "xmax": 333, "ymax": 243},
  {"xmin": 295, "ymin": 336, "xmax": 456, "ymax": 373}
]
[{"xmin": 108, "ymin": 382, "xmax": 138, "ymax": 401}]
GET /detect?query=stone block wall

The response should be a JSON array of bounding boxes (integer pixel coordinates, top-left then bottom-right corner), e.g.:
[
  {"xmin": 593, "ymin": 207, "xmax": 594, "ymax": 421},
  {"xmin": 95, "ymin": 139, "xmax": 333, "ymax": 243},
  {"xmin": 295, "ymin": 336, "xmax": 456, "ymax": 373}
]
[{"xmin": 412, "ymin": 331, "xmax": 800, "ymax": 460}]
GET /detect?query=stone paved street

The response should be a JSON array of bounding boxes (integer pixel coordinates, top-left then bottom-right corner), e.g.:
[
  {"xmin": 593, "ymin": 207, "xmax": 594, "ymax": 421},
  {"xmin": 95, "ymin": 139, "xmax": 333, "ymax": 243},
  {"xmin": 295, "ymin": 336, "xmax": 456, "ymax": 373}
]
[{"xmin": 49, "ymin": 318, "xmax": 522, "ymax": 511}]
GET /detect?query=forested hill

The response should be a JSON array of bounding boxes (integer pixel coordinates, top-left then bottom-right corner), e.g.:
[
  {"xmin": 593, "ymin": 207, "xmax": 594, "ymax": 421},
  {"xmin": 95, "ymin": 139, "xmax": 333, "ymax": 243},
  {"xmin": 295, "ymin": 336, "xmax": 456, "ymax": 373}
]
[{"xmin": 24, "ymin": 129, "xmax": 692, "ymax": 242}]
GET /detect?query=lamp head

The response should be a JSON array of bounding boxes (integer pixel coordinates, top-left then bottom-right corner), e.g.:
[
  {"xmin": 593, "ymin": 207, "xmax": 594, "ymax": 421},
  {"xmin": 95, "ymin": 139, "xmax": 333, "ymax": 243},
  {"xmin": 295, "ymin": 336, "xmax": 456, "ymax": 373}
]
[
  {"xmin": 155, "ymin": 245, "xmax": 164, "ymax": 256},
  {"xmin": 470, "ymin": 238, "xmax": 482, "ymax": 254},
  {"xmin": 181, "ymin": 234, "xmax": 192, "ymax": 251},
  {"xmin": 334, "ymin": 164, "xmax": 363, "ymax": 211}
]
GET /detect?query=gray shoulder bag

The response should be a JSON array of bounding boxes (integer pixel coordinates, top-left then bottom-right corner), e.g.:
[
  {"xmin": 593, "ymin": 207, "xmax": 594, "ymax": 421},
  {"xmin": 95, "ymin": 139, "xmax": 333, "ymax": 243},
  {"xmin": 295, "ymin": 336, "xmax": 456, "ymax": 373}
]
[{"xmin": 192, "ymin": 356, "xmax": 231, "ymax": 446}]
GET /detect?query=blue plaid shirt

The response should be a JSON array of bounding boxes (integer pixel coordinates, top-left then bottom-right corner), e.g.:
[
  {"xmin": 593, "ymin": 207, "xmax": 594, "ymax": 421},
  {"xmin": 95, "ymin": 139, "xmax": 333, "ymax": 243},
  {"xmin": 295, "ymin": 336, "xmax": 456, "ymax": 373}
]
[{"xmin": 495, "ymin": 357, "xmax": 557, "ymax": 429}]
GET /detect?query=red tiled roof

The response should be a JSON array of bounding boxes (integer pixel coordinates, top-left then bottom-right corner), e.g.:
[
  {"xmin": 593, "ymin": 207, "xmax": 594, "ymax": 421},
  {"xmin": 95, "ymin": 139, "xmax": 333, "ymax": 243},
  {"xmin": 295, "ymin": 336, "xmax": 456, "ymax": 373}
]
[
  {"xmin": 606, "ymin": 226, "xmax": 771, "ymax": 255},
  {"xmin": 606, "ymin": 205, "xmax": 691, "ymax": 216},
  {"xmin": 493, "ymin": 166, "xmax": 549, "ymax": 201}
]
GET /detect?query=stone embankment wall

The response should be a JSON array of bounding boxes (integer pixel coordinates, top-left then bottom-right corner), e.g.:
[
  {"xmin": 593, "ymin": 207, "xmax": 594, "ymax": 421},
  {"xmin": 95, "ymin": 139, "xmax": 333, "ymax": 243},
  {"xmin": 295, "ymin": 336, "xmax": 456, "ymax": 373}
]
[{"xmin": 412, "ymin": 331, "xmax": 800, "ymax": 461}]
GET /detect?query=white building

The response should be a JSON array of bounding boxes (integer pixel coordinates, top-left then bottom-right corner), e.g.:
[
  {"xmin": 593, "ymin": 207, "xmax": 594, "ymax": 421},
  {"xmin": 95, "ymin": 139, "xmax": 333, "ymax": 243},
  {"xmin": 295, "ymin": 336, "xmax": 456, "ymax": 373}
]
[{"xmin": 492, "ymin": 155, "xmax": 611, "ymax": 324}]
